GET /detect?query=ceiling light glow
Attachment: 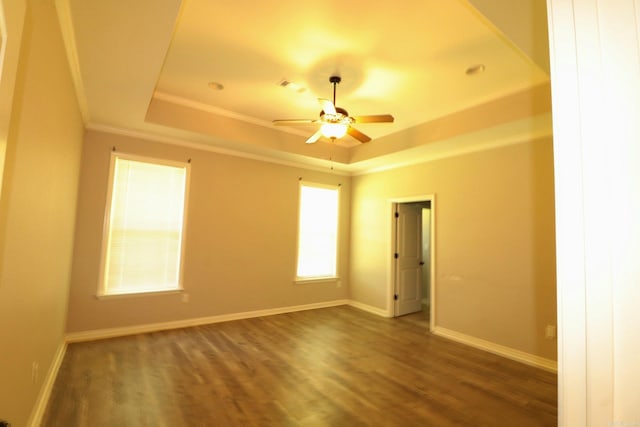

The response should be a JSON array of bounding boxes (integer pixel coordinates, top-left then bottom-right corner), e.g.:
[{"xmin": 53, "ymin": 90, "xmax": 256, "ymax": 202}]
[{"xmin": 321, "ymin": 123, "xmax": 348, "ymax": 139}]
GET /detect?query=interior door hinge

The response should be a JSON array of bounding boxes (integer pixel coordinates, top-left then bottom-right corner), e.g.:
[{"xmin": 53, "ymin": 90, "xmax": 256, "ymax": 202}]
[
  {"xmin": 394, "ymin": 294, "xmax": 398, "ymax": 300},
  {"xmin": 394, "ymin": 253, "xmax": 399, "ymax": 259},
  {"xmin": 395, "ymin": 212, "xmax": 399, "ymax": 218}
]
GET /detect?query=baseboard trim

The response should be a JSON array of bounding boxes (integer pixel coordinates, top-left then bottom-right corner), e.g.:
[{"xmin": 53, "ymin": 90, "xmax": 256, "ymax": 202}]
[
  {"xmin": 65, "ymin": 299, "xmax": 350, "ymax": 343},
  {"xmin": 348, "ymin": 300, "xmax": 392, "ymax": 317},
  {"xmin": 64, "ymin": 303, "xmax": 556, "ymax": 373},
  {"xmin": 27, "ymin": 341, "xmax": 67, "ymax": 427},
  {"xmin": 432, "ymin": 326, "xmax": 557, "ymax": 373}
]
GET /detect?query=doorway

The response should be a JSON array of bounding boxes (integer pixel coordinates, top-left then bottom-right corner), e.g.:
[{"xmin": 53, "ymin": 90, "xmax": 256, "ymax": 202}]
[{"xmin": 391, "ymin": 195, "xmax": 435, "ymax": 331}]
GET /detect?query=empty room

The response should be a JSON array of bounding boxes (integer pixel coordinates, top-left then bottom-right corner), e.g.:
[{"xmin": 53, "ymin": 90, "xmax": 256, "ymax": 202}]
[{"xmin": 1, "ymin": 0, "xmax": 639, "ymax": 426}]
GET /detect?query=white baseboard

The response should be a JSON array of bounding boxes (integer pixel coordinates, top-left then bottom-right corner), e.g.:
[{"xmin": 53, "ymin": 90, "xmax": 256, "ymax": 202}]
[
  {"xmin": 63, "ymin": 302, "xmax": 555, "ymax": 374},
  {"xmin": 27, "ymin": 341, "xmax": 67, "ymax": 427},
  {"xmin": 348, "ymin": 300, "xmax": 392, "ymax": 317},
  {"xmin": 432, "ymin": 326, "xmax": 557, "ymax": 373},
  {"xmin": 65, "ymin": 299, "xmax": 350, "ymax": 343}
]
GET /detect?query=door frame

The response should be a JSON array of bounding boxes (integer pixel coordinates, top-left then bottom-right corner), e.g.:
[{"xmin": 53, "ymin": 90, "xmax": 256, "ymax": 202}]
[{"xmin": 388, "ymin": 194, "xmax": 436, "ymax": 331}]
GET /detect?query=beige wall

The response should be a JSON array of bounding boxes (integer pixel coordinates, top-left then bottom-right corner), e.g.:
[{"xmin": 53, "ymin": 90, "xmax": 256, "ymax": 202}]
[
  {"xmin": 65, "ymin": 130, "xmax": 351, "ymax": 332},
  {"xmin": 0, "ymin": 0, "xmax": 27, "ymax": 188},
  {"xmin": 0, "ymin": 1, "xmax": 84, "ymax": 425},
  {"xmin": 350, "ymin": 137, "xmax": 557, "ymax": 360}
]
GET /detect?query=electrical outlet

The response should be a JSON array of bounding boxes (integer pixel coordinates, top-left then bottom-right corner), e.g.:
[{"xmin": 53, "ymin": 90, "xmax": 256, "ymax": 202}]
[{"xmin": 545, "ymin": 325, "xmax": 557, "ymax": 340}]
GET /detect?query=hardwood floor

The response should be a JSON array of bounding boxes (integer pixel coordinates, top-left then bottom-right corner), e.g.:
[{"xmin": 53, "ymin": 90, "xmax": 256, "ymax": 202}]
[{"xmin": 42, "ymin": 306, "xmax": 557, "ymax": 426}]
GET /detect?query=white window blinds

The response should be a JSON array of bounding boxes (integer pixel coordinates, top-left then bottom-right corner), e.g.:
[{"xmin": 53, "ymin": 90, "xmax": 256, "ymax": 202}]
[
  {"xmin": 296, "ymin": 182, "xmax": 339, "ymax": 279},
  {"xmin": 100, "ymin": 154, "xmax": 189, "ymax": 296}
]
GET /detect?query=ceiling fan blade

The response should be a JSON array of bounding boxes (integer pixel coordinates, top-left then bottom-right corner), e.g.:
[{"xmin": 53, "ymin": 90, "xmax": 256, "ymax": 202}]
[
  {"xmin": 352, "ymin": 114, "xmax": 395, "ymax": 123},
  {"xmin": 273, "ymin": 119, "xmax": 316, "ymax": 126},
  {"xmin": 319, "ymin": 98, "xmax": 336, "ymax": 115},
  {"xmin": 305, "ymin": 129, "xmax": 323, "ymax": 144},
  {"xmin": 347, "ymin": 126, "xmax": 372, "ymax": 143}
]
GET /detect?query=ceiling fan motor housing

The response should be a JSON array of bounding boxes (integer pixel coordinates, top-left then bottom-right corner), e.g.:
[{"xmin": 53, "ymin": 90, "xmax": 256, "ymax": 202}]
[{"xmin": 320, "ymin": 107, "xmax": 351, "ymax": 123}]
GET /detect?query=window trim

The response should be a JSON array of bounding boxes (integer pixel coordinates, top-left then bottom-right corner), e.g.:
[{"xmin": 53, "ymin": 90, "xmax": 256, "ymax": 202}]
[
  {"xmin": 293, "ymin": 276, "xmax": 340, "ymax": 285},
  {"xmin": 97, "ymin": 152, "xmax": 191, "ymax": 297},
  {"xmin": 294, "ymin": 181, "xmax": 340, "ymax": 283}
]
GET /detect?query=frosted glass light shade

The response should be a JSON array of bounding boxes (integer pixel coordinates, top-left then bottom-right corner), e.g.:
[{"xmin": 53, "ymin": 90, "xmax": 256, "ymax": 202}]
[{"xmin": 321, "ymin": 122, "xmax": 348, "ymax": 139}]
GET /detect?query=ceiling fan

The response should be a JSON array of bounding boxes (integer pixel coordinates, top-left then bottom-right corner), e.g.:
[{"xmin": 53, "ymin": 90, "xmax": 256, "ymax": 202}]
[{"xmin": 273, "ymin": 76, "xmax": 394, "ymax": 144}]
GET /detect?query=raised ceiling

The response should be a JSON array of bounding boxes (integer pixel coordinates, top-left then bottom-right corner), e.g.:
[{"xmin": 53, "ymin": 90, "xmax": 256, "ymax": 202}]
[{"xmin": 57, "ymin": 0, "xmax": 551, "ymax": 174}]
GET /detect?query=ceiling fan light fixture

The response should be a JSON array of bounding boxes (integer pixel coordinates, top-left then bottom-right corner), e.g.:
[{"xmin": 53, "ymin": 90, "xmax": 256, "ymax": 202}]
[
  {"xmin": 320, "ymin": 122, "xmax": 348, "ymax": 139},
  {"xmin": 272, "ymin": 75, "xmax": 393, "ymax": 144}
]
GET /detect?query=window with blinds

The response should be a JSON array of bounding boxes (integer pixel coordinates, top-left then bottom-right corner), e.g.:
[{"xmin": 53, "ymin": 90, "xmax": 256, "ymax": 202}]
[
  {"xmin": 99, "ymin": 153, "xmax": 190, "ymax": 296},
  {"xmin": 295, "ymin": 182, "xmax": 340, "ymax": 280}
]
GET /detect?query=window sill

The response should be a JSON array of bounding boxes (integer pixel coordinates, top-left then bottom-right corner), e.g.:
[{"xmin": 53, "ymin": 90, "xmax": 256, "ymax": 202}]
[
  {"xmin": 96, "ymin": 288, "xmax": 183, "ymax": 300},
  {"xmin": 294, "ymin": 276, "xmax": 340, "ymax": 285}
]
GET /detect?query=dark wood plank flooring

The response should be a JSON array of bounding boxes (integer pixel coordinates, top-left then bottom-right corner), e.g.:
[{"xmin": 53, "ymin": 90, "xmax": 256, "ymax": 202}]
[{"xmin": 42, "ymin": 306, "xmax": 557, "ymax": 426}]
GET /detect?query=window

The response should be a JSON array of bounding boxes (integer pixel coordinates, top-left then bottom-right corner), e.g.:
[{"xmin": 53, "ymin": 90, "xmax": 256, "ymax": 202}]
[
  {"xmin": 99, "ymin": 153, "xmax": 190, "ymax": 296},
  {"xmin": 296, "ymin": 182, "xmax": 340, "ymax": 281}
]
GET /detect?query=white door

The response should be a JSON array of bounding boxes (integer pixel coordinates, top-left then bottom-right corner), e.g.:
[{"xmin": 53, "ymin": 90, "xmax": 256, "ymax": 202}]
[{"xmin": 395, "ymin": 203, "xmax": 423, "ymax": 316}]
